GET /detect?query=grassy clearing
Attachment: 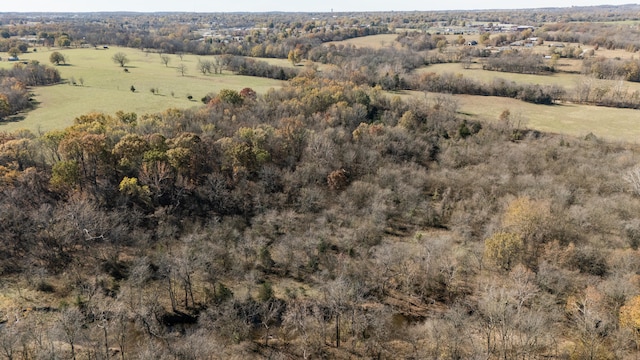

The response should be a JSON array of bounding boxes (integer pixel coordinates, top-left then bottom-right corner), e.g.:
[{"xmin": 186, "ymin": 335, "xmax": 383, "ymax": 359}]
[
  {"xmin": 0, "ymin": 47, "xmax": 284, "ymax": 133},
  {"xmin": 325, "ymin": 34, "xmax": 400, "ymax": 49},
  {"xmin": 416, "ymin": 92, "xmax": 640, "ymax": 142},
  {"xmin": 419, "ymin": 62, "xmax": 640, "ymax": 94},
  {"xmin": 442, "ymin": 33, "xmax": 482, "ymax": 43},
  {"xmin": 250, "ymin": 57, "xmax": 336, "ymax": 72},
  {"xmin": 418, "ymin": 62, "xmax": 585, "ymax": 89}
]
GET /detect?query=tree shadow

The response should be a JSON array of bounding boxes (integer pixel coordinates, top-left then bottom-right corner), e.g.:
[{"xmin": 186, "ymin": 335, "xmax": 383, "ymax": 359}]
[{"xmin": 0, "ymin": 114, "xmax": 26, "ymax": 125}]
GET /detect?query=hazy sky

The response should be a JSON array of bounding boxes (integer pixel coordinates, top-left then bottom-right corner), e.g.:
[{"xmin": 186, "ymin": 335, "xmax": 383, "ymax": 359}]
[{"xmin": 2, "ymin": 0, "xmax": 636, "ymax": 13}]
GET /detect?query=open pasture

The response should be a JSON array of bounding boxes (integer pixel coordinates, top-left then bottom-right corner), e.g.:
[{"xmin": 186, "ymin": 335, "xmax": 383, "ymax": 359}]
[
  {"xmin": 251, "ymin": 56, "xmax": 336, "ymax": 72},
  {"xmin": 0, "ymin": 47, "xmax": 284, "ymax": 133},
  {"xmin": 419, "ymin": 62, "xmax": 640, "ymax": 94},
  {"xmin": 398, "ymin": 90, "xmax": 640, "ymax": 142},
  {"xmin": 418, "ymin": 62, "xmax": 585, "ymax": 89},
  {"xmin": 325, "ymin": 33, "xmax": 400, "ymax": 49},
  {"xmin": 452, "ymin": 93, "xmax": 640, "ymax": 142}
]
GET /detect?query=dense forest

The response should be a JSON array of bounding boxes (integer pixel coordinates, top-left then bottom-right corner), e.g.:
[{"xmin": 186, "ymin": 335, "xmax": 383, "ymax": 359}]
[
  {"xmin": 3, "ymin": 6, "xmax": 640, "ymax": 360},
  {"xmin": 1, "ymin": 68, "xmax": 640, "ymax": 359}
]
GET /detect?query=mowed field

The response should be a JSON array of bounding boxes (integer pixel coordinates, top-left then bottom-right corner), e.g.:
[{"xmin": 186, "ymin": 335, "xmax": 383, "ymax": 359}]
[
  {"xmin": 413, "ymin": 58, "xmax": 640, "ymax": 142},
  {"xmin": 400, "ymin": 90, "xmax": 640, "ymax": 142},
  {"xmin": 0, "ymin": 47, "xmax": 285, "ymax": 133},
  {"xmin": 419, "ymin": 62, "xmax": 640, "ymax": 93},
  {"xmin": 419, "ymin": 62, "xmax": 586, "ymax": 89},
  {"xmin": 454, "ymin": 94, "xmax": 640, "ymax": 142},
  {"xmin": 325, "ymin": 33, "xmax": 401, "ymax": 49}
]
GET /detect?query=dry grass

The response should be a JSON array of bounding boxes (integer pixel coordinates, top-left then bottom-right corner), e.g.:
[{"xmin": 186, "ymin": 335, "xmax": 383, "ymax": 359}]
[
  {"xmin": 418, "ymin": 62, "xmax": 585, "ymax": 89},
  {"xmin": 453, "ymin": 94, "xmax": 640, "ymax": 142},
  {"xmin": 396, "ymin": 90, "xmax": 640, "ymax": 142},
  {"xmin": 0, "ymin": 46, "xmax": 284, "ymax": 133},
  {"xmin": 250, "ymin": 57, "xmax": 336, "ymax": 72},
  {"xmin": 419, "ymin": 62, "xmax": 640, "ymax": 94},
  {"xmin": 325, "ymin": 34, "xmax": 401, "ymax": 49}
]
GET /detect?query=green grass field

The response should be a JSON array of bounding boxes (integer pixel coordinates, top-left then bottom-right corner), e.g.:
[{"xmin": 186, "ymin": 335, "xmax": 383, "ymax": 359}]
[
  {"xmin": 408, "ymin": 92, "xmax": 640, "ymax": 142},
  {"xmin": 419, "ymin": 62, "xmax": 640, "ymax": 93},
  {"xmin": 419, "ymin": 62, "xmax": 584, "ymax": 88},
  {"xmin": 4, "ymin": 42, "xmax": 640, "ymax": 143},
  {"xmin": 0, "ymin": 47, "xmax": 285, "ymax": 133}
]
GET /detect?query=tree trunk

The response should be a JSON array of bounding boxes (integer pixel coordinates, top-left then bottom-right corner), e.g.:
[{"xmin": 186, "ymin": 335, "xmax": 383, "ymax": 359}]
[
  {"xmin": 336, "ymin": 313, "xmax": 340, "ymax": 348},
  {"xmin": 103, "ymin": 324, "xmax": 109, "ymax": 360}
]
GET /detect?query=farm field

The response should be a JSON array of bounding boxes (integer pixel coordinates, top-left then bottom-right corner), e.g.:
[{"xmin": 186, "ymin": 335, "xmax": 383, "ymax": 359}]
[
  {"xmin": 0, "ymin": 47, "xmax": 285, "ymax": 133},
  {"xmin": 325, "ymin": 33, "xmax": 400, "ymax": 49},
  {"xmin": 418, "ymin": 62, "xmax": 586, "ymax": 89},
  {"xmin": 421, "ymin": 61, "xmax": 640, "ymax": 93},
  {"xmin": 251, "ymin": 56, "xmax": 336, "ymax": 72},
  {"xmin": 452, "ymin": 93, "xmax": 640, "ymax": 142}
]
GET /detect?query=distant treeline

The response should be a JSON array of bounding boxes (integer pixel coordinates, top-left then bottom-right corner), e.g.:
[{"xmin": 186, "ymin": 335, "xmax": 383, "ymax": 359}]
[
  {"xmin": 410, "ymin": 71, "xmax": 564, "ymax": 105},
  {"xmin": 483, "ymin": 50, "xmax": 554, "ymax": 75},
  {"xmin": 222, "ymin": 56, "xmax": 298, "ymax": 80}
]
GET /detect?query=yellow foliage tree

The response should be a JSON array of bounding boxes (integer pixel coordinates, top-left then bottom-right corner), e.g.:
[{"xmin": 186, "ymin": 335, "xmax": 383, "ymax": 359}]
[
  {"xmin": 502, "ymin": 196, "xmax": 552, "ymax": 265},
  {"xmin": 484, "ymin": 231, "xmax": 524, "ymax": 270},
  {"xmin": 119, "ymin": 176, "xmax": 151, "ymax": 204},
  {"xmin": 620, "ymin": 295, "xmax": 640, "ymax": 347},
  {"xmin": 0, "ymin": 94, "xmax": 10, "ymax": 118},
  {"xmin": 502, "ymin": 196, "xmax": 551, "ymax": 239}
]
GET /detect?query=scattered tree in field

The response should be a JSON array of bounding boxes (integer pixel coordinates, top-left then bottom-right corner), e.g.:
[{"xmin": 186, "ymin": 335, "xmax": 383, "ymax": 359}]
[
  {"xmin": 288, "ymin": 49, "xmax": 301, "ymax": 66},
  {"xmin": 130, "ymin": 85, "xmax": 136, "ymax": 92},
  {"xmin": 49, "ymin": 51, "xmax": 67, "ymax": 65},
  {"xmin": 8, "ymin": 47, "xmax": 20, "ymax": 58},
  {"xmin": 176, "ymin": 63, "xmax": 187, "ymax": 76},
  {"xmin": 112, "ymin": 52, "xmax": 129, "ymax": 67},
  {"xmin": 160, "ymin": 54, "xmax": 171, "ymax": 67},
  {"xmin": 56, "ymin": 35, "xmax": 71, "ymax": 47},
  {"xmin": 197, "ymin": 59, "xmax": 212, "ymax": 75}
]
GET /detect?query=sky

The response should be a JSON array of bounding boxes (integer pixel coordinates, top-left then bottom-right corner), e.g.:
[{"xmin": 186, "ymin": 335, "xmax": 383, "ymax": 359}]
[{"xmin": 2, "ymin": 0, "xmax": 637, "ymax": 13}]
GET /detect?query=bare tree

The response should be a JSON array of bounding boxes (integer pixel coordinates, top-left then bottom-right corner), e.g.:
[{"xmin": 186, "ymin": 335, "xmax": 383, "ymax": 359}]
[
  {"xmin": 176, "ymin": 63, "xmax": 187, "ymax": 76},
  {"xmin": 160, "ymin": 54, "xmax": 171, "ymax": 67},
  {"xmin": 197, "ymin": 59, "xmax": 212, "ymax": 75},
  {"xmin": 57, "ymin": 307, "xmax": 85, "ymax": 360},
  {"xmin": 0, "ymin": 323, "xmax": 20, "ymax": 360},
  {"xmin": 112, "ymin": 52, "xmax": 129, "ymax": 67},
  {"xmin": 624, "ymin": 166, "xmax": 640, "ymax": 196}
]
